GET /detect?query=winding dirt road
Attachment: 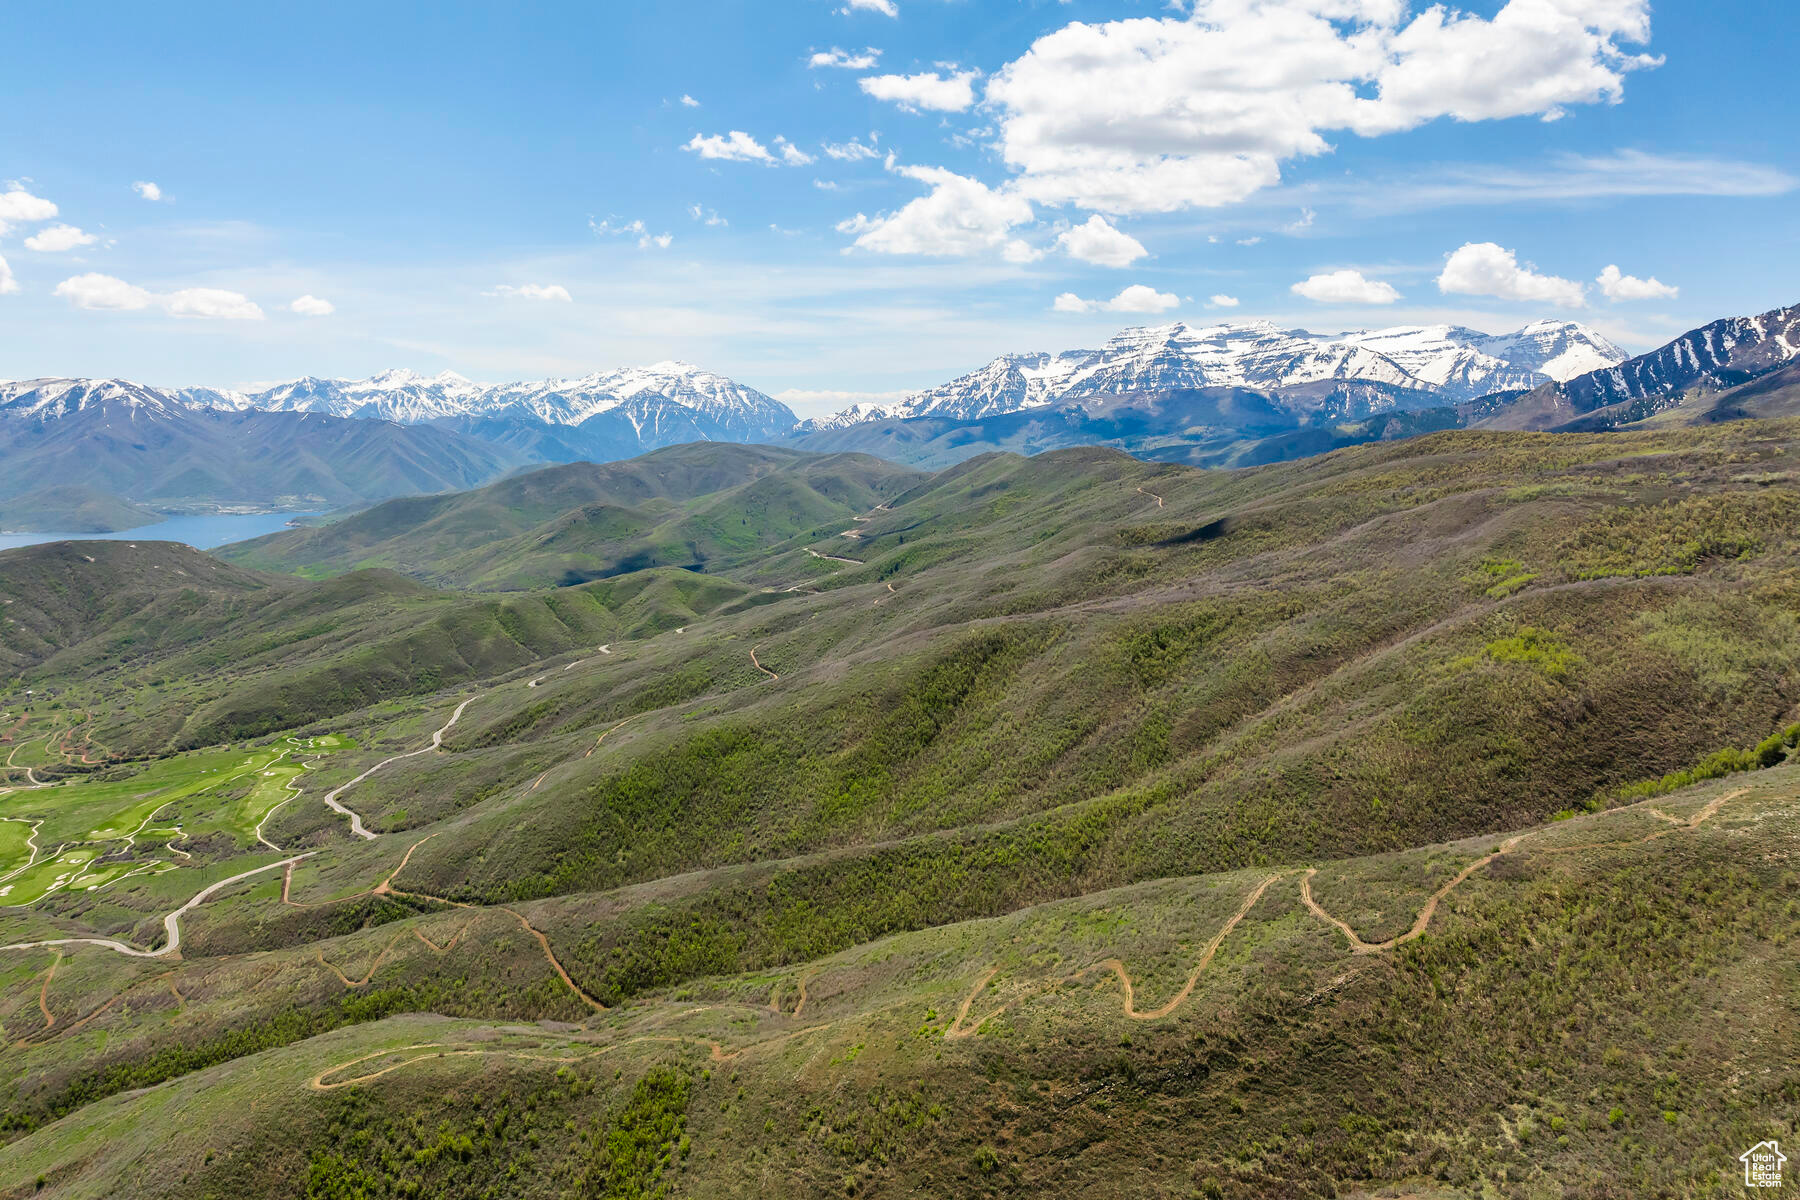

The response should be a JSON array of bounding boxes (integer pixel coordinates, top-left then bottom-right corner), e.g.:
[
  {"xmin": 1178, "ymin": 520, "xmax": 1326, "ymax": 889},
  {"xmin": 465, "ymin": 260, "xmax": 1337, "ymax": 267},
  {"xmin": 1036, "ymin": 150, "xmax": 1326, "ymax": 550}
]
[
  {"xmin": 1136, "ymin": 486, "xmax": 1165, "ymax": 509},
  {"xmin": 323, "ymin": 696, "xmax": 476, "ymax": 840},
  {"xmin": 564, "ymin": 645, "xmax": 612, "ymax": 671},
  {"xmin": 750, "ymin": 646, "xmax": 779, "ymax": 681},
  {"xmin": 0, "ymin": 852, "xmax": 315, "ymax": 959}
]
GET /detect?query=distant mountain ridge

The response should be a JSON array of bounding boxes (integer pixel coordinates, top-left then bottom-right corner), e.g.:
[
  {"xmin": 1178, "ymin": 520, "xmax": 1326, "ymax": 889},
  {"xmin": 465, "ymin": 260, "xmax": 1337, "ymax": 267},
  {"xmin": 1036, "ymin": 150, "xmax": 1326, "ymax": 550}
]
[
  {"xmin": 799, "ymin": 318, "xmax": 1625, "ymax": 430},
  {"xmin": 0, "ymin": 361, "xmax": 796, "ymax": 443},
  {"xmin": 0, "ymin": 401, "xmax": 532, "ymax": 514},
  {"xmin": 791, "ymin": 301, "xmax": 1800, "ymax": 470},
  {"xmin": 8, "ymin": 305, "xmax": 1795, "ymax": 526},
  {"xmin": 1474, "ymin": 303, "xmax": 1800, "ymax": 431}
]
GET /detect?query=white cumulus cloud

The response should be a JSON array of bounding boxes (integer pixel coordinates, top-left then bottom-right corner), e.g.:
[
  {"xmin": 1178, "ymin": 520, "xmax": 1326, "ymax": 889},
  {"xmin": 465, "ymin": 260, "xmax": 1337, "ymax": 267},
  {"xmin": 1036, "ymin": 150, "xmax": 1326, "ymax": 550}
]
[
  {"xmin": 1054, "ymin": 284, "xmax": 1180, "ymax": 314},
  {"xmin": 23, "ymin": 224, "xmax": 97, "ymax": 253},
  {"xmin": 54, "ymin": 272, "xmax": 263, "ymax": 319},
  {"xmin": 837, "ymin": 165, "xmax": 1035, "ymax": 257},
  {"xmin": 683, "ymin": 130, "xmax": 776, "ymax": 164},
  {"xmin": 55, "ymin": 272, "xmax": 152, "ymax": 311},
  {"xmin": 679, "ymin": 94, "xmax": 700, "ymax": 108},
  {"xmin": 1437, "ymin": 242, "xmax": 1585, "ymax": 307},
  {"xmin": 1291, "ymin": 269, "xmax": 1402, "ymax": 305},
  {"xmin": 841, "ymin": 0, "xmax": 898, "ymax": 16},
  {"xmin": 775, "ymin": 137, "xmax": 816, "ymax": 166},
  {"xmin": 0, "ymin": 254, "xmax": 16, "ymax": 296},
  {"xmin": 487, "ymin": 283, "xmax": 574, "ymax": 302},
  {"xmin": 984, "ymin": 0, "xmax": 1660, "ymax": 213},
  {"xmin": 810, "ymin": 47, "xmax": 882, "ymax": 69},
  {"xmin": 132, "ymin": 180, "xmax": 164, "ymax": 201},
  {"xmin": 1208, "ymin": 294, "xmax": 1240, "ymax": 308},
  {"xmin": 859, "ymin": 70, "xmax": 979, "ymax": 113},
  {"xmin": 290, "ymin": 294, "xmax": 335, "ymax": 316},
  {"xmin": 0, "ymin": 187, "xmax": 57, "ymax": 235},
  {"xmin": 1596, "ymin": 263, "xmax": 1677, "ymax": 301},
  {"xmin": 163, "ymin": 287, "xmax": 265, "ymax": 320},
  {"xmin": 824, "ymin": 138, "xmax": 882, "ymax": 162},
  {"xmin": 1053, "ymin": 215, "xmax": 1147, "ymax": 268}
]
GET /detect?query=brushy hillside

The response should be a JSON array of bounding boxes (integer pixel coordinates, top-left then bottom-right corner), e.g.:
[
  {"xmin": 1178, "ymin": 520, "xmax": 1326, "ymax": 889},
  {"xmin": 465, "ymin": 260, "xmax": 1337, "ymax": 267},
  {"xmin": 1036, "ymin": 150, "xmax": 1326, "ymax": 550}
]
[
  {"xmin": 3, "ymin": 422, "xmax": 1799, "ymax": 1199},
  {"xmin": 2, "ymin": 773, "xmax": 1793, "ymax": 1199},
  {"xmin": 220, "ymin": 442, "xmax": 926, "ymax": 589}
]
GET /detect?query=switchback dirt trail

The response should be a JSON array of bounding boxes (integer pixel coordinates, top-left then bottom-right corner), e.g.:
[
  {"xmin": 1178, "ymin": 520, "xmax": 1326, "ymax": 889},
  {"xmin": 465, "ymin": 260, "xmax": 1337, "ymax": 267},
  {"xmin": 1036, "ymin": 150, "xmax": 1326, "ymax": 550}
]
[
  {"xmin": 323, "ymin": 696, "xmax": 477, "ymax": 840},
  {"xmin": 299, "ymin": 786, "xmax": 1758, "ymax": 1096},
  {"xmin": 1078, "ymin": 871, "xmax": 1288, "ymax": 1018},
  {"xmin": 1300, "ymin": 788, "xmax": 1745, "ymax": 953},
  {"xmin": 950, "ymin": 788, "xmax": 1749, "ymax": 1034}
]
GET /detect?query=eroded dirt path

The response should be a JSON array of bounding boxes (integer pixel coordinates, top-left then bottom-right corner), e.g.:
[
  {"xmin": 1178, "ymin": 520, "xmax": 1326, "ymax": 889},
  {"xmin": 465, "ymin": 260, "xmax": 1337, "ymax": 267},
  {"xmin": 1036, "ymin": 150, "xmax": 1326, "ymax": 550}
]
[
  {"xmin": 1300, "ymin": 789, "xmax": 1745, "ymax": 953},
  {"xmin": 1079, "ymin": 871, "xmax": 1288, "ymax": 1018},
  {"xmin": 1300, "ymin": 840, "xmax": 1524, "ymax": 954},
  {"xmin": 1136, "ymin": 486, "xmax": 1165, "ymax": 509},
  {"xmin": 299, "ymin": 786, "xmax": 1756, "ymax": 1094},
  {"xmin": 323, "ymin": 696, "xmax": 477, "ymax": 841},
  {"xmin": 948, "ymin": 788, "xmax": 1749, "ymax": 1036},
  {"xmin": 768, "ymin": 972, "xmax": 813, "ymax": 1017},
  {"xmin": 750, "ymin": 646, "xmax": 779, "ymax": 681},
  {"xmin": 945, "ymin": 967, "xmax": 1002, "ymax": 1039},
  {"xmin": 947, "ymin": 872, "xmax": 1287, "ymax": 1036},
  {"xmin": 563, "ymin": 645, "xmax": 612, "ymax": 671},
  {"xmin": 37, "ymin": 952, "xmax": 60, "ymax": 1030},
  {"xmin": 585, "ymin": 713, "xmax": 642, "ymax": 759}
]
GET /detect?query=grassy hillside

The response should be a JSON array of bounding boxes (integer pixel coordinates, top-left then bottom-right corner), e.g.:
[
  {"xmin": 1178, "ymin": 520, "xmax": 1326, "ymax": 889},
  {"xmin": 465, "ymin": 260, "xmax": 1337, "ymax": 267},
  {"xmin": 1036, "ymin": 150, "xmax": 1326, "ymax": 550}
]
[
  {"xmin": 3, "ymin": 423, "xmax": 1798, "ymax": 1198},
  {"xmin": 0, "ymin": 543, "xmax": 750, "ymax": 753},
  {"xmin": 221, "ymin": 442, "xmax": 925, "ymax": 589},
  {"xmin": 0, "ymin": 486, "xmax": 161, "ymax": 534}
]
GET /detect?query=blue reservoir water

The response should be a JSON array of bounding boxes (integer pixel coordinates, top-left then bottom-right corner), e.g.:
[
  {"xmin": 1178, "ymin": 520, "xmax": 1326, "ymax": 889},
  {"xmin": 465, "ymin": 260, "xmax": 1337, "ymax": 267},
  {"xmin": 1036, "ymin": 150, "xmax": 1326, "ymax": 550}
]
[{"xmin": 0, "ymin": 511, "xmax": 320, "ymax": 553}]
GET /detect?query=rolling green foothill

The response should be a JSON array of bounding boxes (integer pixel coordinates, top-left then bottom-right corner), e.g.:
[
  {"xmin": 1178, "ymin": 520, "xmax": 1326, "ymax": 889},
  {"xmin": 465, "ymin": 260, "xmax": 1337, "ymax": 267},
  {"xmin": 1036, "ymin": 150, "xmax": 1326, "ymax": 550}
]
[{"xmin": 1, "ymin": 427, "xmax": 1798, "ymax": 1198}]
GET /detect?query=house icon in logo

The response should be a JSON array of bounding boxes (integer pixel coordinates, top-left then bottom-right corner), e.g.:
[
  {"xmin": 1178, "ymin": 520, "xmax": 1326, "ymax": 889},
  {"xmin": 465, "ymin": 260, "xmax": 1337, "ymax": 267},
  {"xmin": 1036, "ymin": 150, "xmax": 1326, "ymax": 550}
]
[{"xmin": 1741, "ymin": 1140, "xmax": 1786, "ymax": 1188}]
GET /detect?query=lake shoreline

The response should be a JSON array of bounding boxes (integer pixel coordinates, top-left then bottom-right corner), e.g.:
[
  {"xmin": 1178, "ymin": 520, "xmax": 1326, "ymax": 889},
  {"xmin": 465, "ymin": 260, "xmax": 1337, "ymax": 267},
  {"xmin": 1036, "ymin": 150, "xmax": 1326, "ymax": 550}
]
[{"xmin": 0, "ymin": 511, "xmax": 324, "ymax": 553}]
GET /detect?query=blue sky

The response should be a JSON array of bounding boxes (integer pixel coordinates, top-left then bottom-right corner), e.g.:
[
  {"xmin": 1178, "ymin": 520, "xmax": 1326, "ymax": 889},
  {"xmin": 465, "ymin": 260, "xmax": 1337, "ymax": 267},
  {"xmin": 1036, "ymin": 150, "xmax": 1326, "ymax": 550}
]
[{"xmin": 3, "ymin": 0, "xmax": 1796, "ymax": 417}]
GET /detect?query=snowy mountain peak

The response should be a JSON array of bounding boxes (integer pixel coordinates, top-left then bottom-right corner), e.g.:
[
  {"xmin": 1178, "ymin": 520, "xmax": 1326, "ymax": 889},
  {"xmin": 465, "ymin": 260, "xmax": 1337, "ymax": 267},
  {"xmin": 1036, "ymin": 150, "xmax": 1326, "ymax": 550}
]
[
  {"xmin": 838, "ymin": 316, "xmax": 1633, "ymax": 428},
  {"xmin": 2, "ymin": 361, "xmax": 799, "ymax": 452}
]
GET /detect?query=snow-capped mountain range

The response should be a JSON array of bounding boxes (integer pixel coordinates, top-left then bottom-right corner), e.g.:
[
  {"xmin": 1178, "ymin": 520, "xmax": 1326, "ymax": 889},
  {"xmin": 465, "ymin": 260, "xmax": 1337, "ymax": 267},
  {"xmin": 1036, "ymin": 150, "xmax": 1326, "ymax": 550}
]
[
  {"xmin": 801, "ymin": 319, "xmax": 1627, "ymax": 430},
  {"xmin": 0, "ymin": 362, "xmax": 798, "ymax": 445},
  {"xmin": 0, "ymin": 319, "xmax": 1625, "ymax": 441}
]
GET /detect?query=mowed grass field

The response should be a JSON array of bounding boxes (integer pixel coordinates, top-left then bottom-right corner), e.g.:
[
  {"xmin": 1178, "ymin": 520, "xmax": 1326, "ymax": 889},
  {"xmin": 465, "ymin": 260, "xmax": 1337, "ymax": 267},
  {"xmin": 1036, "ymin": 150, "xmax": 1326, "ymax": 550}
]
[{"xmin": 0, "ymin": 735, "xmax": 354, "ymax": 907}]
